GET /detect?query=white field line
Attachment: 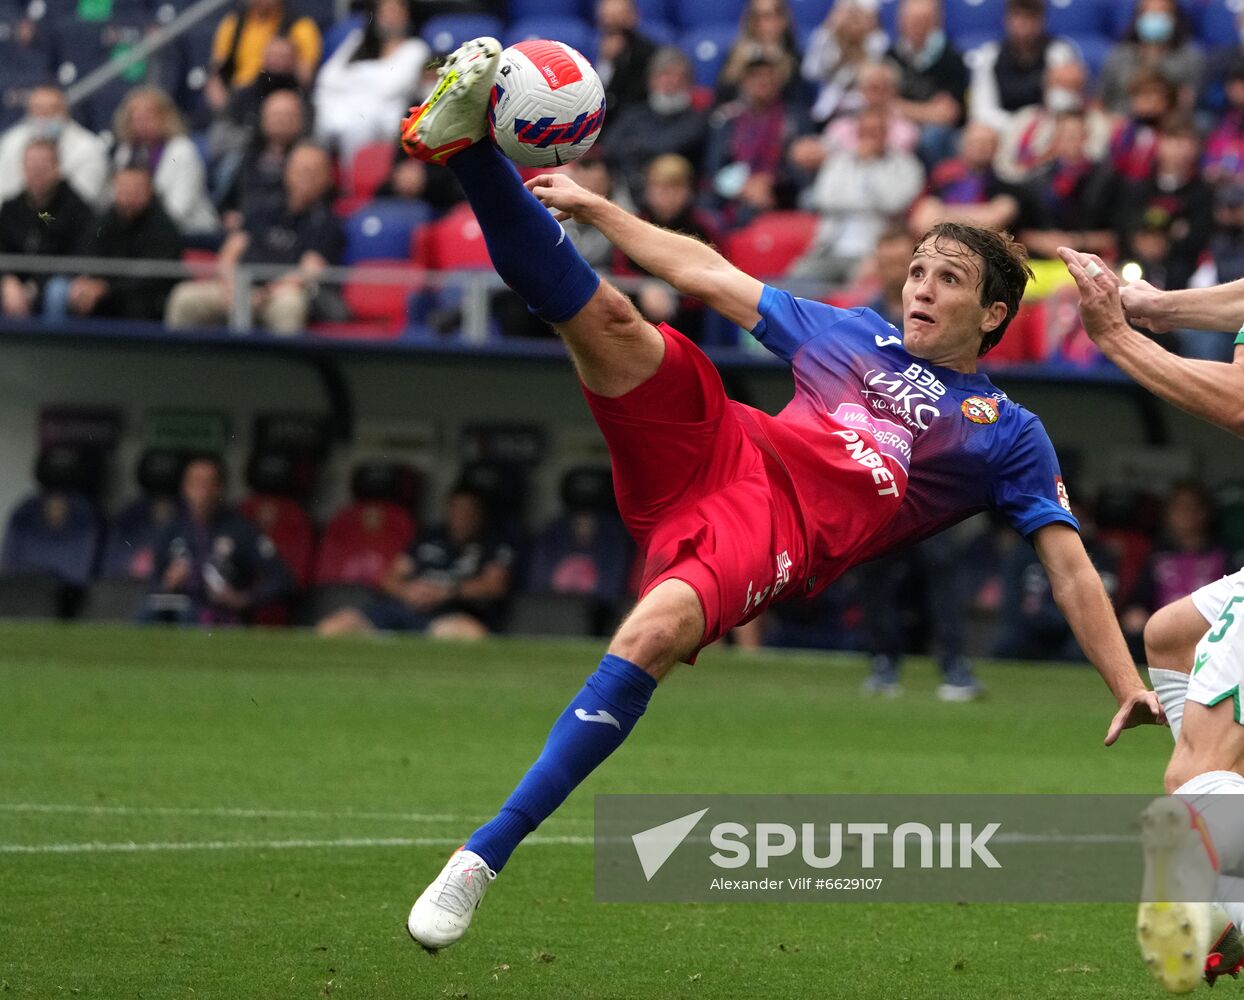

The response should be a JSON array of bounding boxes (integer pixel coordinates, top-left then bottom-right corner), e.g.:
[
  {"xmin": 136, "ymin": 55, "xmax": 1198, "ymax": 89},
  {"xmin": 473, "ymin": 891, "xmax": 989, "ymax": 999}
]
[
  {"xmin": 0, "ymin": 803, "xmax": 514, "ymax": 824},
  {"xmin": 0, "ymin": 835, "xmax": 594, "ymax": 855}
]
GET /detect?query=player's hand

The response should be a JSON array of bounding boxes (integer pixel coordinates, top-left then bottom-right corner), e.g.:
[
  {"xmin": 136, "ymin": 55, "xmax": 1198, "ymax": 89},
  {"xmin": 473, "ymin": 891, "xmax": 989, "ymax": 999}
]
[
  {"xmin": 1103, "ymin": 689, "xmax": 1167, "ymax": 746},
  {"xmin": 1118, "ymin": 278, "xmax": 1173, "ymax": 334},
  {"xmin": 525, "ymin": 172, "xmax": 601, "ymax": 224},
  {"xmin": 1056, "ymin": 246, "xmax": 1127, "ymax": 343}
]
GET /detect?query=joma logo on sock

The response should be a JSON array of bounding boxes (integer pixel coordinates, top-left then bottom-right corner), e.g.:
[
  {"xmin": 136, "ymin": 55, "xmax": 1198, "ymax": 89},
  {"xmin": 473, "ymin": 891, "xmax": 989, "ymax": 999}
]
[{"xmin": 574, "ymin": 708, "xmax": 620, "ymax": 729}]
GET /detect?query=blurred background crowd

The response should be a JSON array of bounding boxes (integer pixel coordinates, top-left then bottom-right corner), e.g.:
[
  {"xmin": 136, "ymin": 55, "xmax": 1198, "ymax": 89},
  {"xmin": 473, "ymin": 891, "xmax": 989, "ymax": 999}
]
[{"xmin": 2, "ymin": 0, "xmax": 1243, "ymax": 675}]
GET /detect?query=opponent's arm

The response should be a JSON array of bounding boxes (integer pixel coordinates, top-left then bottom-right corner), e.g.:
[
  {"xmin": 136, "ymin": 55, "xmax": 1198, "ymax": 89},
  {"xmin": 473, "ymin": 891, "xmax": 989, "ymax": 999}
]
[
  {"xmin": 1032, "ymin": 522, "xmax": 1164, "ymax": 745},
  {"xmin": 1058, "ymin": 248, "xmax": 1244, "ymax": 437},
  {"xmin": 1119, "ymin": 275, "xmax": 1244, "ymax": 334},
  {"xmin": 527, "ymin": 173, "xmax": 764, "ymax": 330}
]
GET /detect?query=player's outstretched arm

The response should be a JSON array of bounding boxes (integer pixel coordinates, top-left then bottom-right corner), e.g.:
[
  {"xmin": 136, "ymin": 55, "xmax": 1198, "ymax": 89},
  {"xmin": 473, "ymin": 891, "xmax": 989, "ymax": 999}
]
[
  {"xmin": 1121, "ymin": 275, "xmax": 1244, "ymax": 334},
  {"xmin": 1058, "ymin": 247, "xmax": 1244, "ymax": 438},
  {"xmin": 527, "ymin": 173, "xmax": 764, "ymax": 331},
  {"xmin": 1031, "ymin": 523, "xmax": 1165, "ymax": 745}
]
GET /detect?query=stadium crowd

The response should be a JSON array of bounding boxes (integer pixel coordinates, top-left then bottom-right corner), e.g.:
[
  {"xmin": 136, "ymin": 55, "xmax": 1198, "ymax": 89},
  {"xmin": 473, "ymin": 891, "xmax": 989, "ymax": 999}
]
[
  {"xmin": 0, "ymin": 0, "xmax": 1240, "ymax": 355},
  {"xmin": 3, "ymin": 0, "xmax": 1244, "ymax": 670}
]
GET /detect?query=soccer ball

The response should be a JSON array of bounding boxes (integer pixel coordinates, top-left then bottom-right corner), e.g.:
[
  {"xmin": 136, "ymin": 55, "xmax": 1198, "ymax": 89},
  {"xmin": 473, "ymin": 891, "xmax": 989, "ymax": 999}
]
[{"xmin": 488, "ymin": 40, "xmax": 606, "ymax": 168}]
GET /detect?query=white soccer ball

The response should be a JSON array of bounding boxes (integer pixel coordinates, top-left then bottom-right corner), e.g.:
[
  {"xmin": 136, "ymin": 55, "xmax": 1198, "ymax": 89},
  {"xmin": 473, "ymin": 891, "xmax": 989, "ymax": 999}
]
[{"xmin": 488, "ymin": 40, "xmax": 606, "ymax": 168}]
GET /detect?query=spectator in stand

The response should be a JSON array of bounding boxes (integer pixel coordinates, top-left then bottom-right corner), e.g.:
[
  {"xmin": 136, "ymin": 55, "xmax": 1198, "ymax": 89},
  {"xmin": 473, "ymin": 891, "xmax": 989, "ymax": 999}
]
[
  {"xmin": 967, "ymin": 0, "xmax": 1079, "ymax": 132},
  {"xmin": 165, "ymin": 142, "xmax": 344, "ymax": 335},
  {"xmin": 1204, "ymin": 56, "xmax": 1244, "ymax": 187},
  {"xmin": 0, "ymin": 86, "xmax": 108, "ymax": 207},
  {"xmin": 219, "ymin": 88, "xmax": 309, "ymax": 231},
  {"xmin": 788, "ymin": 108, "xmax": 924, "ymax": 284},
  {"xmin": 1097, "ymin": 0, "xmax": 1203, "ymax": 114},
  {"xmin": 1115, "ymin": 118, "xmax": 1213, "ymax": 290},
  {"xmin": 994, "ymin": 57, "xmax": 1112, "ymax": 183},
  {"xmin": 717, "ymin": 0, "xmax": 802, "ymax": 101},
  {"xmin": 800, "ymin": 0, "xmax": 890, "ymax": 126},
  {"xmin": 560, "ymin": 154, "xmax": 631, "ymax": 269},
  {"xmin": 207, "ymin": 35, "xmax": 307, "ymax": 180},
  {"xmin": 1108, "ymin": 68, "xmax": 1178, "ymax": 183},
  {"xmin": 614, "ymin": 154, "xmax": 718, "ymax": 341},
  {"xmin": 603, "ymin": 48, "xmax": 709, "ymax": 200},
  {"xmin": 43, "ymin": 167, "xmax": 183, "ymax": 322},
  {"xmin": 908, "ymin": 120, "xmax": 1041, "ymax": 237},
  {"xmin": 789, "ymin": 60, "xmax": 919, "ymax": 176},
  {"xmin": 375, "ymin": 148, "xmax": 462, "ymax": 212},
  {"xmin": 594, "ymin": 0, "xmax": 658, "ymax": 117},
  {"xmin": 205, "ymin": 0, "xmax": 323, "ymax": 113},
  {"xmin": 702, "ymin": 52, "xmax": 806, "ymax": 229},
  {"xmin": 1175, "ymin": 182, "xmax": 1244, "ymax": 359},
  {"xmin": 1120, "ymin": 482, "xmax": 1229, "ymax": 661},
  {"xmin": 994, "ymin": 496, "xmax": 1118, "ymax": 661},
  {"xmin": 313, "ymin": 0, "xmax": 430, "ymax": 163},
  {"xmin": 886, "ymin": 0, "xmax": 969, "ymax": 166},
  {"xmin": 1017, "ymin": 111, "xmax": 1116, "ymax": 259},
  {"xmin": 317, "ymin": 485, "xmax": 515, "ymax": 640},
  {"xmin": 112, "ymin": 87, "xmax": 219, "ymax": 238},
  {"xmin": 0, "ymin": 139, "xmax": 92, "ymax": 318},
  {"xmin": 146, "ymin": 455, "xmax": 293, "ymax": 626}
]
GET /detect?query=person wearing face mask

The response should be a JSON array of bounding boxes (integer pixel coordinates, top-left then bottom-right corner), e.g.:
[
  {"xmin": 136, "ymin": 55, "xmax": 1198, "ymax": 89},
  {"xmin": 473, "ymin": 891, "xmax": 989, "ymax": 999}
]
[
  {"xmin": 967, "ymin": 0, "xmax": 1078, "ymax": 133},
  {"xmin": 885, "ymin": 0, "xmax": 969, "ymax": 167},
  {"xmin": 313, "ymin": 0, "xmax": 430, "ymax": 163},
  {"xmin": 1097, "ymin": 0, "xmax": 1203, "ymax": 115},
  {"xmin": 0, "ymin": 86, "xmax": 108, "ymax": 207},
  {"xmin": 994, "ymin": 56, "xmax": 1112, "ymax": 182},
  {"xmin": 601, "ymin": 47, "xmax": 709, "ymax": 201}
]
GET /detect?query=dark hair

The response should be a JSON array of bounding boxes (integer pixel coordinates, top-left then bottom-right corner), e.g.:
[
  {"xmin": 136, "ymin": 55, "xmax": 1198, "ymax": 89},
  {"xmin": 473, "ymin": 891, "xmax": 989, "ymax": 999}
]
[
  {"xmin": 913, "ymin": 222, "xmax": 1033, "ymax": 356},
  {"xmin": 1006, "ymin": 0, "xmax": 1044, "ymax": 16},
  {"xmin": 352, "ymin": 0, "xmax": 413, "ymax": 62}
]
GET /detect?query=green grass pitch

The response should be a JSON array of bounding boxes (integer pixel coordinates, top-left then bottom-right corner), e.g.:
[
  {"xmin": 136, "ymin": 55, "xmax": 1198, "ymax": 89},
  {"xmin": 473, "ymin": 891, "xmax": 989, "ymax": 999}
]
[{"xmin": 0, "ymin": 622, "xmax": 1180, "ymax": 998}]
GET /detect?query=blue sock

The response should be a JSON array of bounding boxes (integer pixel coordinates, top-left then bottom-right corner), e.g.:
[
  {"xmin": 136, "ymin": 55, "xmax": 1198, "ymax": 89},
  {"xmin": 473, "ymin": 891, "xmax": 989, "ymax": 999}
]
[
  {"xmin": 447, "ymin": 141, "xmax": 600, "ymax": 323},
  {"xmin": 465, "ymin": 653, "xmax": 657, "ymax": 872}
]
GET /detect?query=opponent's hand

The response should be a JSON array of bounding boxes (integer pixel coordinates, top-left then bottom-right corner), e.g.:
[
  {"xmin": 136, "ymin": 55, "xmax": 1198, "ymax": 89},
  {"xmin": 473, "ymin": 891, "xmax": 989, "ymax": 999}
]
[
  {"xmin": 1056, "ymin": 246, "xmax": 1127, "ymax": 343},
  {"xmin": 525, "ymin": 172, "xmax": 602, "ymax": 224},
  {"xmin": 1104, "ymin": 689, "xmax": 1166, "ymax": 747},
  {"xmin": 1118, "ymin": 278, "xmax": 1173, "ymax": 334}
]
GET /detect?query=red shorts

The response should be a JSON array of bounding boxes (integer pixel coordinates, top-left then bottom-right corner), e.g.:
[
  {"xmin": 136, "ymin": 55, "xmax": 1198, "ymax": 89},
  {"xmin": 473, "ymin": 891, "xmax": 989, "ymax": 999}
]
[{"xmin": 583, "ymin": 324, "xmax": 808, "ymax": 655}]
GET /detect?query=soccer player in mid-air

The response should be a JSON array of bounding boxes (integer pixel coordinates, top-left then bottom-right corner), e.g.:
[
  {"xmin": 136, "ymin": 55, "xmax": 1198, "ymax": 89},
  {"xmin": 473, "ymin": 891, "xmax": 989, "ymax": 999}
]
[
  {"xmin": 1059, "ymin": 248, "xmax": 1244, "ymax": 992},
  {"xmin": 399, "ymin": 38, "xmax": 1163, "ymax": 950}
]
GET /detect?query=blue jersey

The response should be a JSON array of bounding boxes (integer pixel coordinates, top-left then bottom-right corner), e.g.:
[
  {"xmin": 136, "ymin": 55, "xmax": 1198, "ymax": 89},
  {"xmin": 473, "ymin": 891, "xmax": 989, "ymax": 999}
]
[{"xmin": 750, "ymin": 286, "xmax": 1078, "ymax": 563}]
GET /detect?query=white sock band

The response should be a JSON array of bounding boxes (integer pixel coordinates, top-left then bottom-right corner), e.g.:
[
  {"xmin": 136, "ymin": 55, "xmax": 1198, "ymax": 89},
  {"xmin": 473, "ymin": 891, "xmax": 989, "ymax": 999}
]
[
  {"xmin": 1217, "ymin": 879, "xmax": 1244, "ymax": 932},
  {"xmin": 1149, "ymin": 667, "xmax": 1189, "ymax": 743},
  {"xmin": 1175, "ymin": 771, "xmax": 1244, "ymax": 875}
]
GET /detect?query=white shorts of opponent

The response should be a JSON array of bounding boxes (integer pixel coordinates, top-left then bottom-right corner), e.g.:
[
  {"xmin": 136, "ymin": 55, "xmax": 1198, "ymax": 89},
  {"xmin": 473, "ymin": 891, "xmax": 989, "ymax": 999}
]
[{"xmin": 1189, "ymin": 568, "xmax": 1244, "ymax": 722}]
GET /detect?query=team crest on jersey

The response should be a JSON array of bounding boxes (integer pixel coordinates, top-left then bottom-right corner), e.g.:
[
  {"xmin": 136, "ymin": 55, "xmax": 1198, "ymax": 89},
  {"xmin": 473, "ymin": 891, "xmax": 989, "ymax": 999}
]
[{"xmin": 961, "ymin": 396, "xmax": 999, "ymax": 425}]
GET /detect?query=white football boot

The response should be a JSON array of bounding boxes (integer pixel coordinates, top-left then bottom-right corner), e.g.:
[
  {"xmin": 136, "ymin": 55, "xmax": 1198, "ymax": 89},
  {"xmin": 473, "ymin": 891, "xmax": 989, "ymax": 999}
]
[
  {"xmin": 1137, "ymin": 796, "xmax": 1218, "ymax": 994},
  {"xmin": 407, "ymin": 848, "xmax": 496, "ymax": 950},
  {"xmin": 399, "ymin": 36, "xmax": 501, "ymax": 165}
]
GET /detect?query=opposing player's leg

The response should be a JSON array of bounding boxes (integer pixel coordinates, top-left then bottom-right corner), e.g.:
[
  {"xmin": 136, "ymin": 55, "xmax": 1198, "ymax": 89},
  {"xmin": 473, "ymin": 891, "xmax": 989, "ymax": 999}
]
[
  {"xmin": 407, "ymin": 578, "xmax": 703, "ymax": 949},
  {"xmin": 400, "ymin": 37, "xmax": 664, "ymax": 398},
  {"xmin": 1139, "ymin": 592, "xmax": 1244, "ymax": 992}
]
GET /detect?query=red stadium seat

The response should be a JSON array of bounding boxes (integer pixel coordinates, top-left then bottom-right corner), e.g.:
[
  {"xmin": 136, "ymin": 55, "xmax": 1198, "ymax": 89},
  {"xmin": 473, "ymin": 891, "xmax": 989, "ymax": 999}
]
[
  {"xmin": 314, "ymin": 500, "xmax": 416, "ymax": 587},
  {"xmin": 724, "ymin": 211, "xmax": 819, "ymax": 279},
  {"xmin": 322, "ymin": 260, "xmax": 423, "ymax": 338},
  {"xmin": 349, "ymin": 142, "xmax": 396, "ymax": 201},
  {"xmin": 413, "ymin": 202, "xmax": 493, "ymax": 270},
  {"xmin": 239, "ymin": 495, "xmax": 315, "ymax": 588},
  {"xmin": 980, "ymin": 301, "xmax": 1047, "ymax": 366}
]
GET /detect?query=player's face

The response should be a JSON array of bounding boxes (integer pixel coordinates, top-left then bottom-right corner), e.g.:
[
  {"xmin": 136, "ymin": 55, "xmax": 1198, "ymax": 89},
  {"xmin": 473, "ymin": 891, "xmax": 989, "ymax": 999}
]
[{"xmin": 901, "ymin": 241, "xmax": 1006, "ymax": 371}]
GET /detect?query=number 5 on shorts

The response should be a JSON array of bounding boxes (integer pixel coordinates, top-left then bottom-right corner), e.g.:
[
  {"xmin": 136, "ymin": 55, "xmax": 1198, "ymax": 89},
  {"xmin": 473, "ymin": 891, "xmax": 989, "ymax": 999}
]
[{"xmin": 1207, "ymin": 595, "xmax": 1244, "ymax": 643}]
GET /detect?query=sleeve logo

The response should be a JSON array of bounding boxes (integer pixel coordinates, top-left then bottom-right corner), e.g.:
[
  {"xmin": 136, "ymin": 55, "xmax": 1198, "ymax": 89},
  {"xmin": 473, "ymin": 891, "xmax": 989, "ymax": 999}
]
[
  {"xmin": 960, "ymin": 396, "xmax": 999, "ymax": 425},
  {"xmin": 1055, "ymin": 477, "xmax": 1072, "ymax": 512}
]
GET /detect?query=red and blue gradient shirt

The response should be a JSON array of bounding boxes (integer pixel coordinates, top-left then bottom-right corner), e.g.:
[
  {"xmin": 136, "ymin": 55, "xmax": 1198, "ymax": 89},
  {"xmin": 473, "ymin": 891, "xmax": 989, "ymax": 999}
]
[{"xmin": 745, "ymin": 285, "xmax": 1078, "ymax": 573}]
